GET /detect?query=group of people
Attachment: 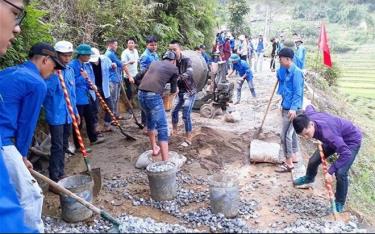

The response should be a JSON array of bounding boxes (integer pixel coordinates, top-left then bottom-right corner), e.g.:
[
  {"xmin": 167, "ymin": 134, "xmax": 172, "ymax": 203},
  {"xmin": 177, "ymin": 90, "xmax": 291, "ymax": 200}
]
[{"xmin": 0, "ymin": 0, "xmax": 364, "ymax": 232}]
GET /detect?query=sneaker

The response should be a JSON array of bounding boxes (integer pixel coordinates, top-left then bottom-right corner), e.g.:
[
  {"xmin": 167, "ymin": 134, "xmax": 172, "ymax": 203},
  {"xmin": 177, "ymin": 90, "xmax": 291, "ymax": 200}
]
[
  {"xmin": 336, "ymin": 202, "xmax": 345, "ymax": 213},
  {"xmin": 91, "ymin": 137, "xmax": 105, "ymax": 145},
  {"xmin": 293, "ymin": 176, "xmax": 314, "ymax": 186}
]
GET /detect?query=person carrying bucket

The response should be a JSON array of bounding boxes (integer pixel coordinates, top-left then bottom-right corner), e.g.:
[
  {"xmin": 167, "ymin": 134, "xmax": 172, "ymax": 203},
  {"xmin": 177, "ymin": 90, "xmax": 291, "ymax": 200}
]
[{"xmin": 43, "ymin": 41, "xmax": 79, "ymax": 185}]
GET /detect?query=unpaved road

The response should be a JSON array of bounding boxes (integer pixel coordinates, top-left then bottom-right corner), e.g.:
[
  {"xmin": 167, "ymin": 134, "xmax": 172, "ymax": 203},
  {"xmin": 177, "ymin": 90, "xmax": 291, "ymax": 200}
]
[{"xmin": 41, "ymin": 59, "xmax": 373, "ymax": 232}]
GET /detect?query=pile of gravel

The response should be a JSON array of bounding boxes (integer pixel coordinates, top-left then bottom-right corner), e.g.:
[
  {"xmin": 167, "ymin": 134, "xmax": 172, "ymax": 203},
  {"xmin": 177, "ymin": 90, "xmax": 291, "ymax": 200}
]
[
  {"xmin": 146, "ymin": 161, "xmax": 176, "ymax": 173},
  {"xmin": 43, "ymin": 214, "xmax": 196, "ymax": 233},
  {"xmin": 278, "ymin": 193, "xmax": 331, "ymax": 217}
]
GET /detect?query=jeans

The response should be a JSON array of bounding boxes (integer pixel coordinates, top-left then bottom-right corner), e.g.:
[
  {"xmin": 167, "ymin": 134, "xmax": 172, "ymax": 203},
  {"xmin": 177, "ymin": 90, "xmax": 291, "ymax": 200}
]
[
  {"xmin": 2, "ymin": 146, "xmax": 44, "ymax": 232},
  {"xmin": 236, "ymin": 78, "xmax": 256, "ymax": 101},
  {"xmin": 138, "ymin": 90, "xmax": 169, "ymax": 142},
  {"xmin": 171, "ymin": 92, "xmax": 196, "ymax": 133},
  {"xmin": 270, "ymin": 55, "xmax": 276, "ymax": 70},
  {"xmin": 281, "ymin": 109, "xmax": 300, "ymax": 158},
  {"xmin": 305, "ymin": 146, "xmax": 360, "ymax": 205},
  {"xmin": 255, "ymin": 52, "xmax": 264, "ymax": 72},
  {"xmin": 74, "ymin": 102, "xmax": 98, "ymax": 147},
  {"xmin": 49, "ymin": 124, "xmax": 71, "ymax": 182},
  {"xmin": 110, "ymin": 82, "xmax": 121, "ymax": 117}
]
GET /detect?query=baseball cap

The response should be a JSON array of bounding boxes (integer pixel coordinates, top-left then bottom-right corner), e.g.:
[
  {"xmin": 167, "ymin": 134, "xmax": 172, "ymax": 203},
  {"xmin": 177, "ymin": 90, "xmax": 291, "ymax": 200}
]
[
  {"xmin": 162, "ymin": 50, "xmax": 176, "ymax": 60},
  {"xmin": 89, "ymin": 48, "xmax": 100, "ymax": 63},
  {"xmin": 28, "ymin": 42, "xmax": 65, "ymax": 69}
]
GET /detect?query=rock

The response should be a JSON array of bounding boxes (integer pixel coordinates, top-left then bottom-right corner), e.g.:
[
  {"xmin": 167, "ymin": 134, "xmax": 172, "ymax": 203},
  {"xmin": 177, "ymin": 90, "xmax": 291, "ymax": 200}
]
[
  {"xmin": 135, "ymin": 150, "xmax": 186, "ymax": 169},
  {"xmin": 249, "ymin": 140, "xmax": 281, "ymax": 164}
]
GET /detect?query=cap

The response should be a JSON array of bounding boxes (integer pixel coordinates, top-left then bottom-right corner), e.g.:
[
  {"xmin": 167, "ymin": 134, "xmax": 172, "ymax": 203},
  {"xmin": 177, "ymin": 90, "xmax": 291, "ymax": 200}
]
[
  {"xmin": 29, "ymin": 42, "xmax": 65, "ymax": 69},
  {"xmin": 229, "ymin": 54, "xmax": 241, "ymax": 63},
  {"xmin": 89, "ymin": 48, "xmax": 100, "ymax": 63},
  {"xmin": 278, "ymin": 48, "xmax": 294, "ymax": 59},
  {"xmin": 54, "ymin": 41, "xmax": 74, "ymax": 53},
  {"xmin": 162, "ymin": 50, "xmax": 176, "ymax": 60},
  {"xmin": 75, "ymin": 44, "xmax": 93, "ymax": 56}
]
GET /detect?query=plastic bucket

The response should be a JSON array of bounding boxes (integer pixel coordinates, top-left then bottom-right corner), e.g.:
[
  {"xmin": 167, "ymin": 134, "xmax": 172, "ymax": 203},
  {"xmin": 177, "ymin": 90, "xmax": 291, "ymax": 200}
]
[
  {"xmin": 146, "ymin": 161, "xmax": 177, "ymax": 201},
  {"xmin": 57, "ymin": 175, "xmax": 94, "ymax": 222},
  {"xmin": 208, "ymin": 174, "xmax": 240, "ymax": 218}
]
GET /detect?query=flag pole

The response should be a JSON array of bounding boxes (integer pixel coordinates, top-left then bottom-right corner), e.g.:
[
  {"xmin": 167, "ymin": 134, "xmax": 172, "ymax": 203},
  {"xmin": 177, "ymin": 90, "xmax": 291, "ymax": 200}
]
[{"xmin": 312, "ymin": 48, "xmax": 320, "ymax": 105}]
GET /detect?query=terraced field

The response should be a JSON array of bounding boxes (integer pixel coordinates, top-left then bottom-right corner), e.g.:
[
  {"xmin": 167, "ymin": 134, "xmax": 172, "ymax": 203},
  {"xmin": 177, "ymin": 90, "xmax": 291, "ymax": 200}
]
[{"xmin": 336, "ymin": 44, "xmax": 375, "ymax": 120}]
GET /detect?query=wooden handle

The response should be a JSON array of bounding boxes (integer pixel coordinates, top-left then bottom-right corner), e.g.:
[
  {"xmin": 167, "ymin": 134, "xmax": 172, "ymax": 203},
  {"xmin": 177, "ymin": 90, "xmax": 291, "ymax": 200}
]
[
  {"xmin": 30, "ymin": 169, "xmax": 101, "ymax": 214},
  {"xmin": 259, "ymin": 80, "xmax": 279, "ymax": 130}
]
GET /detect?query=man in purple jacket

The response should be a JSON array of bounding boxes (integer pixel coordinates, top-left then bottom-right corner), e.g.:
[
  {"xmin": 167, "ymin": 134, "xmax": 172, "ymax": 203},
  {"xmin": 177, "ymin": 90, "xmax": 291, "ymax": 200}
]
[{"xmin": 292, "ymin": 105, "xmax": 362, "ymax": 213}]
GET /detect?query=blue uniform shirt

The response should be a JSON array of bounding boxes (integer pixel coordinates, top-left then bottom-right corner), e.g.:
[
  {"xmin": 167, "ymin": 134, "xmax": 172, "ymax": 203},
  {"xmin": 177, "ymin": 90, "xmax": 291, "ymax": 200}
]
[
  {"xmin": 277, "ymin": 63, "xmax": 304, "ymax": 111},
  {"xmin": 105, "ymin": 49, "xmax": 123, "ymax": 83},
  {"xmin": 43, "ymin": 66, "xmax": 78, "ymax": 125},
  {"xmin": 295, "ymin": 45, "xmax": 306, "ymax": 69},
  {"xmin": 0, "ymin": 61, "xmax": 47, "ymax": 157},
  {"xmin": 233, "ymin": 60, "xmax": 253, "ymax": 80},
  {"xmin": 70, "ymin": 59, "xmax": 96, "ymax": 105},
  {"xmin": 139, "ymin": 48, "xmax": 159, "ymax": 72},
  {"xmin": 256, "ymin": 40, "xmax": 265, "ymax": 53}
]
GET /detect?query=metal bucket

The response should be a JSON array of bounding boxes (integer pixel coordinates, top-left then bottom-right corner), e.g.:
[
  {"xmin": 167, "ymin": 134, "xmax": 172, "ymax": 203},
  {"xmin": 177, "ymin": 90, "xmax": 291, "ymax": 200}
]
[
  {"xmin": 146, "ymin": 161, "xmax": 177, "ymax": 201},
  {"xmin": 57, "ymin": 175, "xmax": 94, "ymax": 222},
  {"xmin": 208, "ymin": 174, "xmax": 240, "ymax": 218}
]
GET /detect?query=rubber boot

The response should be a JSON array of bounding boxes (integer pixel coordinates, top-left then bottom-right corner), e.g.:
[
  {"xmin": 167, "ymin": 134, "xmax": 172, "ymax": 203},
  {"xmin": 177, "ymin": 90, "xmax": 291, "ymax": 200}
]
[{"xmin": 250, "ymin": 88, "xmax": 256, "ymax": 98}]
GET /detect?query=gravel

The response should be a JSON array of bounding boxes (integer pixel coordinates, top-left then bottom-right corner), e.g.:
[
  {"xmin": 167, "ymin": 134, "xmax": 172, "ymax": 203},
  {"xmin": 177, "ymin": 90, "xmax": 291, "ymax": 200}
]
[
  {"xmin": 146, "ymin": 161, "xmax": 176, "ymax": 173},
  {"xmin": 278, "ymin": 193, "xmax": 331, "ymax": 217}
]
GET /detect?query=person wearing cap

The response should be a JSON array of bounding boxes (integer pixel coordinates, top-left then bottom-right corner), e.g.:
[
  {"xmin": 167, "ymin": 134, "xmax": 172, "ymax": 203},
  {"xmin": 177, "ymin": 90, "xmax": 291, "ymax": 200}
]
[
  {"xmin": 90, "ymin": 47, "xmax": 114, "ymax": 132},
  {"xmin": 139, "ymin": 35, "xmax": 160, "ymax": 133},
  {"xmin": 70, "ymin": 43, "xmax": 105, "ymax": 148},
  {"xmin": 275, "ymin": 47, "xmax": 304, "ymax": 173},
  {"xmin": 0, "ymin": 42, "xmax": 64, "ymax": 232},
  {"xmin": 254, "ymin": 34, "xmax": 265, "ymax": 72},
  {"xmin": 105, "ymin": 39, "xmax": 125, "ymax": 120},
  {"xmin": 43, "ymin": 40, "xmax": 79, "ymax": 184},
  {"xmin": 170, "ymin": 40, "xmax": 197, "ymax": 147},
  {"xmin": 294, "ymin": 37, "xmax": 307, "ymax": 69},
  {"xmin": 228, "ymin": 53, "xmax": 256, "ymax": 104},
  {"xmin": 0, "ymin": 1, "xmax": 43, "ymax": 232},
  {"xmin": 137, "ymin": 50, "xmax": 178, "ymax": 161}
]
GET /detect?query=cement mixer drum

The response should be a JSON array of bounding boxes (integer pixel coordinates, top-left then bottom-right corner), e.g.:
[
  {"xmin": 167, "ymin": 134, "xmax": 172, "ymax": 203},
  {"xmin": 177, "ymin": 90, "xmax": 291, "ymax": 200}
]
[{"xmin": 182, "ymin": 50, "xmax": 209, "ymax": 91}]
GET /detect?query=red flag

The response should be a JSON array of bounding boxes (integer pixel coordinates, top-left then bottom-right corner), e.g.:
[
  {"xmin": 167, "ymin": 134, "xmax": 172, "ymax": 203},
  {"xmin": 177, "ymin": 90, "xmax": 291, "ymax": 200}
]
[{"xmin": 318, "ymin": 23, "xmax": 332, "ymax": 68}]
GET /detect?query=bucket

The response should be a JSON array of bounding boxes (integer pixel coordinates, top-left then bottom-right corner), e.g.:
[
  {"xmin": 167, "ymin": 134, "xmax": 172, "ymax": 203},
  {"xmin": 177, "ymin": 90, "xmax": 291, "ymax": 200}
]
[
  {"xmin": 208, "ymin": 174, "xmax": 240, "ymax": 218},
  {"xmin": 146, "ymin": 161, "xmax": 178, "ymax": 201},
  {"xmin": 163, "ymin": 95, "xmax": 175, "ymax": 111},
  {"xmin": 57, "ymin": 175, "xmax": 94, "ymax": 222}
]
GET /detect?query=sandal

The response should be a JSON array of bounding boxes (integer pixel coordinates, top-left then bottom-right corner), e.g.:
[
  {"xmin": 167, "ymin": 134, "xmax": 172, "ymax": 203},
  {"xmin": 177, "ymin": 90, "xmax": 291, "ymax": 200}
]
[
  {"xmin": 275, "ymin": 163, "xmax": 294, "ymax": 173},
  {"xmin": 180, "ymin": 140, "xmax": 192, "ymax": 147}
]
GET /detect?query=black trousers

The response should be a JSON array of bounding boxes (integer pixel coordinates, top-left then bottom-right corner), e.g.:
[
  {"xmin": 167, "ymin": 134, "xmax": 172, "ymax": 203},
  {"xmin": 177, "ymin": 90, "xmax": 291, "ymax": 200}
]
[
  {"xmin": 49, "ymin": 124, "xmax": 71, "ymax": 181},
  {"xmin": 73, "ymin": 102, "xmax": 98, "ymax": 148}
]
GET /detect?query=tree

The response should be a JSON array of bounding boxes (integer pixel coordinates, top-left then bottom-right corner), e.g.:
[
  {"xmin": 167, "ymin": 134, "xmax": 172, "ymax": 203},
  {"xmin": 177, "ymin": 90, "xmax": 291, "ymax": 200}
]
[{"xmin": 228, "ymin": 0, "xmax": 250, "ymax": 36}]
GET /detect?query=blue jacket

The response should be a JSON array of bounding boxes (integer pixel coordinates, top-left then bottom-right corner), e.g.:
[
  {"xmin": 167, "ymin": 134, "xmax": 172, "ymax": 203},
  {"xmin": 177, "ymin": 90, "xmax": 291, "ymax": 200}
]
[
  {"xmin": 43, "ymin": 66, "xmax": 78, "ymax": 126},
  {"xmin": 256, "ymin": 40, "xmax": 265, "ymax": 53},
  {"xmin": 0, "ymin": 61, "xmax": 47, "ymax": 157},
  {"xmin": 202, "ymin": 52, "xmax": 211, "ymax": 65},
  {"xmin": 233, "ymin": 60, "xmax": 253, "ymax": 80},
  {"xmin": 0, "ymin": 137, "xmax": 36, "ymax": 233},
  {"xmin": 277, "ymin": 63, "xmax": 304, "ymax": 110},
  {"xmin": 295, "ymin": 45, "xmax": 306, "ymax": 69},
  {"xmin": 70, "ymin": 59, "xmax": 96, "ymax": 105},
  {"xmin": 105, "ymin": 49, "xmax": 123, "ymax": 83},
  {"xmin": 92, "ymin": 56, "xmax": 112, "ymax": 98},
  {"xmin": 139, "ymin": 48, "xmax": 159, "ymax": 72}
]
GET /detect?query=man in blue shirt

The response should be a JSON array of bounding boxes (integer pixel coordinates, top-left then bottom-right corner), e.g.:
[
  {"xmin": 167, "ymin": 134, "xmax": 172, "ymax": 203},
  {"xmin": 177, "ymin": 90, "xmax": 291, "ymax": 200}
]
[
  {"xmin": 0, "ymin": 42, "xmax": 65, "ymax": 232},
  {"xmin": 275, "ymin": 48, "xmax": 304, "ymax": 173},
  {"xmin": 139, "ymin": 35, "xmax": 160, "ymax": 133},
  {"xmin": 105, "ymin": 39, "xmax": 124, "ymax": 120},
  {"xmin": 228, "ymin": 54, "xmax": 256, "ymax": 105},
  {"xmin": 0, "ymin": 1, "xmax": 38, "ymax": 232},
  {"xmin": 294, "ymin": 37, "xmax": 307, "ymax": 70},
  {"xmin": 70, "ymin": 44, "xmax": 105, "ymax": 148},
  {"xmin": 44, "ymin": 41, "xmax": 79, "ymax": 183},
  {"xmin": 255, "ymin": 34, "xmax": 265, "ymax": 72}
]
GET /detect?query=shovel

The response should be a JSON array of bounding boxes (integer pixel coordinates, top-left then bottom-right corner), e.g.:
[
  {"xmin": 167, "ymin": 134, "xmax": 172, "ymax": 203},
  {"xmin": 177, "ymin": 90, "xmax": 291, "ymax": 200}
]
[
  {"xmin": 253, "ymin": 80, "xmax": 279, "ymax": 140},
  {"xmin": 316, "ymin": 141, "xmax": 350, "ymax": 222},
  {"xmin": 81, "ymin": 69, "xmax": 136, "ymax": 141},
  {"xmin": 30, "ymin": 169, "xmax": 121, "ymax": 232},
  {"xmin": 57, "ymin": 70, "xmax": 102, "ymax": 197},
  {"xmin": 119, "ymin": 80, "xmax": 144, "ymax": 129}
]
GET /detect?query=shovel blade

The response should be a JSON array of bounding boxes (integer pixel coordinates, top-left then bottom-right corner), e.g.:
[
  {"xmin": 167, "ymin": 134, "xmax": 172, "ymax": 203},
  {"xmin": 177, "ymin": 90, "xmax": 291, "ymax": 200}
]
[
  {"xmin": 325, "ymin": 212, "xmax": 351, "ymax": 223},
  {"xmin": 80, "ymin": 167, "xmax": 102, "ymax": 197}
]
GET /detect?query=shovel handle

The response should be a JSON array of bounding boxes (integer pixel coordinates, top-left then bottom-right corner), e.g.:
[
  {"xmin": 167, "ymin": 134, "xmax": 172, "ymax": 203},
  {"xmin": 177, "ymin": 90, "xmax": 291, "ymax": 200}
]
[
  {"xmin": 57, "ymin": 70, "xmax": 88, "ymax": 157},
  {"xmin": 30, "ymin": 169, "xmax": 121, "ymax": 226},
  {"xmin": 120, "ymin": 81, "xmax": 144, "ymax": 129},
  {"xmin": 258, "ymin": 80, "xmax": 279, "ymax": 131}
]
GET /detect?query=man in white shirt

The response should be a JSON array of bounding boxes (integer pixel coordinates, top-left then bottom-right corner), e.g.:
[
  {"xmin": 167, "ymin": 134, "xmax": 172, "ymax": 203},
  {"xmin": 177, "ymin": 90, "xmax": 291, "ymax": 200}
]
[{"xmin": 121, "ymin": 37, "xmax": 139, "ymax": 101}]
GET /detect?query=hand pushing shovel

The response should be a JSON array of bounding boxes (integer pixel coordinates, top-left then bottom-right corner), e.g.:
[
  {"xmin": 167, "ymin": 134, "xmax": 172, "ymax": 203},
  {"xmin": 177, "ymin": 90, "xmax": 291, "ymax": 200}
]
[
  {"xmin": 119, "ymin": 81, "xmax": 144, "ymax": 129},
  {"xmin": 30, "ymin": 169, "xmax": 121, "ymax": 232},
  {"xmin": 253, "ymin": 80, "xmax": 279, "ymax": 140},
  {"xmin": 81, "ymin": 69, "xmax": 136, "ymax": 141},
  {"xmin": 57, "ymin": 71, "xmax": 102, "ymax": 197}
]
